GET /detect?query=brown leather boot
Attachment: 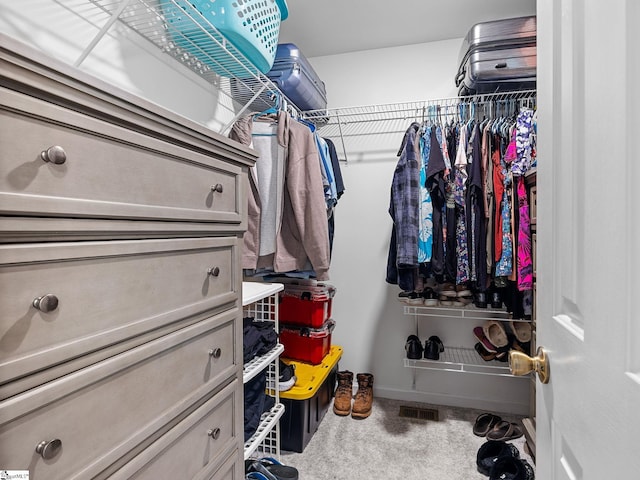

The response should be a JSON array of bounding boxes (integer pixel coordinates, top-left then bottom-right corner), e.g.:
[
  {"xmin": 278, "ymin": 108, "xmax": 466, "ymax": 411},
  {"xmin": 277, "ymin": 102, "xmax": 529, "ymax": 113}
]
[
  {"xmin": 351, "ymin": 373, "xmax": 374, "ymax": 419},
  {"xmin": 333, "ymin": 370, "xmax": 353, "ymax": 416}
]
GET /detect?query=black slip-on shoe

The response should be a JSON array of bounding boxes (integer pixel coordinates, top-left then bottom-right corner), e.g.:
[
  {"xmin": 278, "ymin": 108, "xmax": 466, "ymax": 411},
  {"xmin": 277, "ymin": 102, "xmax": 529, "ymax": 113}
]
[
  {"xmin": 424, "ymin": 335, "xmax": 445, "ymax": 360},
  {"xmin": 405, "ymin": 335, "xmax": 424, "ymax": 359}
]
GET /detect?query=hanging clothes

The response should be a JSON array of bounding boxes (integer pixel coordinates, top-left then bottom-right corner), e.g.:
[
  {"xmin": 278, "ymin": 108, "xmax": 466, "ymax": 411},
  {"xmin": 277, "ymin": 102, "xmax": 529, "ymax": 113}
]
[
  {"xmin": 513, "ymin": 108, "xmax": 535, "ymax": 291},
  {"xmin": 386, "ymin": 122, "xmax": 421, "ymax": 291},
  {"xmin": 229, "ymin": 111, "xmax": 331, "ymax": 280},
  {"xmin": 324, "ymin": 137, "xmax": 345, "ymax": 255},
  {"xmin": 426, "ymin": 125, "xmax": 448, "ymax": 279},
  {"xmin": 454, "ymin": 125, "xmax": 470, "ymax": 284},
  {"xmin": 418, "ymin": 125, "xmax": 434, "ymax": 264},
  {"xmin": 466, "ymin": 122, "xmax": 487, "ymax": 291},
  {"xmin": 495, "ymin": 128, "xmax": 517, "ymax": 277},
  {"xmin": 444, "ymin": 123, "xmax": 458, "ymax": 283},
  {"xmin": 481, "ymin": 120, "xmax": 494, "ymax": 280}
]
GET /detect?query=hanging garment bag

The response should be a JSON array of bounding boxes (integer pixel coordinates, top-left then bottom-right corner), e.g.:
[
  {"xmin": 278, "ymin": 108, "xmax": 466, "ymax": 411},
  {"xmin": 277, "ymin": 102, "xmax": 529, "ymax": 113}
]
[
  {"xmin": 455, "ymin": 16, "xmax": 537, "ymax": 95},
  {"xmin": 266, "ymin": 43, "xmax": 328, "ymax": 112}
]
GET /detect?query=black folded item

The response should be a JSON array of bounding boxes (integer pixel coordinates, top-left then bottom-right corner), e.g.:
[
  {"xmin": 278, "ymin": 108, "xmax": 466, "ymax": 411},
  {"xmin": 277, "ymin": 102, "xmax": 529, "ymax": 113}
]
[
  {"xmin": 244, "ymin": 370, "xmax": 275, "ymax": 441},
  {"xmin": 243, "ymin": 317, "xmax": 278, "ymax": 363}
]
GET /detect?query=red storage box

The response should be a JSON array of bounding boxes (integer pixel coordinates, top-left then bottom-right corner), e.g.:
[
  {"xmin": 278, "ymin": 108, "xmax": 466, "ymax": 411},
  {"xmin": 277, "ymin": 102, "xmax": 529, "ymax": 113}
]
[
  {"xmin": 279, "ymin": 284, "xmax": 335, "ymax": 328},
  {"xmin": 280, "ymin": 319, "xmax": 335, "ymax": 365}
]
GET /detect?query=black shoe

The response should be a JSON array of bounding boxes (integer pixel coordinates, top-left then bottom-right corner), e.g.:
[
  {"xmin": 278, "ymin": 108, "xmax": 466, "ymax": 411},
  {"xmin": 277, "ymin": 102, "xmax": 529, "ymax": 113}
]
[
  {"xmin": 424, "ymin": 335, "xmax": 444, "ymax": 360},
  {"xmin": 279, "ymin": 360, "xmax": 297, "ymax": 391},
  {"xmin": 474, "ymin": 291, "xmax": 488, "ymax": 308},
  {"xmin": 491, "ymin": 290, "xmax": 503, "ymax": 309},
  {"xmin": 405, "ymin": 335, "xmax": 423, "ymax": 359},
  {"xmin": 476, "ymin": 440, "xmax": 520, "ymax": 476},
  {"xmin": 421, "ymin": 287, "xmax": 439, "ymax": 307},
  {"xmin": 489, "ymin": 456, "xmax": 535, "ymax": 480}
]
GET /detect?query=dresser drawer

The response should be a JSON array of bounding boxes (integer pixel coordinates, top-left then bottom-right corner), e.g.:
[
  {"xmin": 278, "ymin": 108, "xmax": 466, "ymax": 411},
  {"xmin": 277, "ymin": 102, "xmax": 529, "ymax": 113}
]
[
  {"xmin": 0, "ymin": 236, "xmax": 239, "ymax": 395},
  {"xmin": 0, "ymin": 87, "xmax": 244, "ymax": 226},
  {"xmin": 0, "ymin": 310, "xmax": 240, "ymax": 479},
  {"xmin": 110, "ymin": 381, "xmax": 242, "ymax": 480}
]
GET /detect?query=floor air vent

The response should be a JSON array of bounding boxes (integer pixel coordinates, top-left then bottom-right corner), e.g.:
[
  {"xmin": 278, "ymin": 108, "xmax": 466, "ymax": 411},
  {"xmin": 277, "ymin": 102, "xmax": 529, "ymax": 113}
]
[{"xmin": 398, "ymin": 405, "xmax": 439, "ymax": 421}]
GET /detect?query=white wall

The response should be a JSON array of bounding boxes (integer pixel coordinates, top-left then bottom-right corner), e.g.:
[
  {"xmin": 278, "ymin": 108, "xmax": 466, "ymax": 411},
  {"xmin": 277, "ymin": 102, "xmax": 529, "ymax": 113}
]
[
  {"xmin": 309, "ymin": 42, "xmax": 530, "ymax": 414},
  {"xmin": 0, "ymin": 3, "xmax": 529, "ymax": 414}
]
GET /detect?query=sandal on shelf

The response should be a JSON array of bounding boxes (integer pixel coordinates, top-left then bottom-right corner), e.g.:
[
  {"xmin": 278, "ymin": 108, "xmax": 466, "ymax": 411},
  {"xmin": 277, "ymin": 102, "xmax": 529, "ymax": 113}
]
[
  {"xmin": 473, "ymin": 412, "xmax": 502, "ymax": 437},
  {"xmin": 486, "ymin": 420, "xmax": 524, "ymax": 441},
  {"xmin": 474, "ymin": 342, "xmax": 499, "ymax": 361},
  {"xmin": 510, "ymin": 321, "xmax": 533, "ymax": 343},
  {"xmin": 482, "ymin": 320, "xmax": 509, "ymax": 349}
]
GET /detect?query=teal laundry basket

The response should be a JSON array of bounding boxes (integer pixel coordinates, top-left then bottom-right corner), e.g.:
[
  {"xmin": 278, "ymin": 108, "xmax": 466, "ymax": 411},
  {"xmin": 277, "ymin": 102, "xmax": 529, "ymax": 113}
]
[{"xmin": 161, "ymin": 0, "xmax": 289, "ymax": 78}]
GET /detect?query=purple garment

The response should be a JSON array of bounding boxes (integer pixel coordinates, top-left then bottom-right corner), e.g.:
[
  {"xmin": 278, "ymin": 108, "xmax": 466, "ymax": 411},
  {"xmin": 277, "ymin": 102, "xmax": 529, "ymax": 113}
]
[{"xmin": 516, "ymin": 176, "xmax": 533, "ymax": 290}]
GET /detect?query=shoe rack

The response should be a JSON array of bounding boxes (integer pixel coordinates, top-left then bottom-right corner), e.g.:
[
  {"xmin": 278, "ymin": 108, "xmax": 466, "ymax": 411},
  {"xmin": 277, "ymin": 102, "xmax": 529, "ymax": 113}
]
[
  {"xmin": 242, "ymin": 282, "xmax": 285, "ymax": 460},
  {"xmin": 403, "ymin": 305, "xmax": 533, "ymax": 377}
]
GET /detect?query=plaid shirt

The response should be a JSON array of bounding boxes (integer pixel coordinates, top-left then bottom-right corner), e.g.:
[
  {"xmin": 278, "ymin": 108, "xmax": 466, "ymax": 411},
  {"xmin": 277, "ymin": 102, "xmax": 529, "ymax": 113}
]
[{"xmin": 389, "ymin": 123, "xmax": 421, "ymax": 267}]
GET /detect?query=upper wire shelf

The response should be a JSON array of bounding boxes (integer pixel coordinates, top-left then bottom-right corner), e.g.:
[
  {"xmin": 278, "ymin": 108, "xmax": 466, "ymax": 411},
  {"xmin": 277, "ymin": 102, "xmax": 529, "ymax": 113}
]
[
  {"xmin": 304, "ymin": 89, "xmax": 537, "ymax": 141},
  {"xmin": 87, "ymin": 0, "xmax": 304, "ymax": 131}
]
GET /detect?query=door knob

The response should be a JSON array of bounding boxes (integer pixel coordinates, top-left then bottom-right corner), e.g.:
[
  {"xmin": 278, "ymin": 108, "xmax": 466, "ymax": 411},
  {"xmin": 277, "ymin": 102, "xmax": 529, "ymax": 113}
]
[{"xmin": 509, "ymin": 346, "xmax": 550, "ymax": 384}]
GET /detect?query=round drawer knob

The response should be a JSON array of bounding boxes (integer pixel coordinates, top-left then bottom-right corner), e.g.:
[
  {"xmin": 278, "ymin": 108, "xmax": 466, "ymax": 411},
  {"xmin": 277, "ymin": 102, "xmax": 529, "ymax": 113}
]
[
  {"xmin": 207, "ymin": 266, "xmax": 220, "ymax": 277},
  {"xmin": 36, "ymin": 438, "xmax": 62, "ymax": 459},
  {"xmin": 207, "ymin": 428, "xmax": 221, "ymax": 440},
  {"xmin": 211, "ymin": 184, "xmax": 223, "ymax": 193},
  {"xmin": 33, "ymin": 294, "xmax": 59, "ymax": 313},
  {"xmin": 208, "ymin": 347, "xmax": 222, "ymax": 359},
  {"xmin": 40, "ymin": 146, "xmax": 67, "ymax": 164}
]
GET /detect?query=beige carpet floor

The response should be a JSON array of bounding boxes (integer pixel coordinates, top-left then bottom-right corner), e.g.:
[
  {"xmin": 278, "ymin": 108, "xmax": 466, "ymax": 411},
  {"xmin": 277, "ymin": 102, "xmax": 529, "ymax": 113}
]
[{"xmin": 280, "ymin": 397, "xmax": 534, "ymax": 480}]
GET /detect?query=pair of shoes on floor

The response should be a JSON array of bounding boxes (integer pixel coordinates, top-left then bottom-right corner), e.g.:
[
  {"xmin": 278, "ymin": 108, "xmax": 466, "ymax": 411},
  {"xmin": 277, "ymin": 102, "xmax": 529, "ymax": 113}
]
[
  {"xmin": 473, "ymin": 413, "xmax": 524, "ymax": 441},
  {"xmin": 246, "ymin": 457, "xmax": 299, "ymax": 480},
  {"xmin": 477, "ymin": 441, "xmax": 534, "ymax": 479},
  {"xmin": 333, "ymin": 371, "xmax": 374, "ymax": 419},
  {"xmin": 405, "ymin": 335, "xmax": 444, "ymax": 360},
  {"xmin": 278, "ymin": 360, "xmax": 296, "ymax": 392}
]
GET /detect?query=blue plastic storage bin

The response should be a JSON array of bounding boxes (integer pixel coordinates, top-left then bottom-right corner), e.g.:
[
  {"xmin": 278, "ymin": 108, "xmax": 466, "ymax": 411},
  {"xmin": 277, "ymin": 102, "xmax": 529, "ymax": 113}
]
[{"xmin": 161, "ymin": 0, "xmax": 288, "ymax": 78}]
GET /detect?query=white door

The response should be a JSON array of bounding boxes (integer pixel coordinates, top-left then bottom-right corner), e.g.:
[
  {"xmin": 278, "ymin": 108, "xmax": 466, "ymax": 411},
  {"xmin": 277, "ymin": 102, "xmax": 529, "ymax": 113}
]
[{"xmin": 535, "ymin": 0, "xmax": 640, "ymax": 478}]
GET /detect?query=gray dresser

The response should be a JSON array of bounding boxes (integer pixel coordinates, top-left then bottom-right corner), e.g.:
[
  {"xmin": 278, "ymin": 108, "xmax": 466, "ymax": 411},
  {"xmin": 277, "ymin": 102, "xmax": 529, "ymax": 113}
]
[{"xmin": 0, "ymin": 34, "xmax": 256, "ymax": 479}]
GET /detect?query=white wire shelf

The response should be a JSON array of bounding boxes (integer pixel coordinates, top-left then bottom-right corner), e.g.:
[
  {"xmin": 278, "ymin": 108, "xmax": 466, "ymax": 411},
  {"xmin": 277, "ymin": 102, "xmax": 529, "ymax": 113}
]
[
  {"xmin": 404, "ymin": 346, "xmax": 529, "ymax": 377},
  {"xmin": 86, "ymin": 0, "xmax": 306, "ymax": 130},
  {"xmin": 306, "ymin": 89, "xmax": 537, "ymax": 139},
  {"xmin": 403, "ymin": 304, "xmax": 518, "ymax": 321},
  {"xmin": 243, "ymin": 343, "xmax": 284, "ymax": 384},
  {"xmin": 244, "ymin": 402, "xmax": 285, "ymax": 460}
]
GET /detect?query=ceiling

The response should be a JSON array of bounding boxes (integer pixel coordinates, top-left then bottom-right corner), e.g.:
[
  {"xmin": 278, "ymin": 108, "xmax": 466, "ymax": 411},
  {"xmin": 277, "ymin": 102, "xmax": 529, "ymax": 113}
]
[{"xmin": 277, "ymin": 0, "xmax": 536, "ymax": 58}]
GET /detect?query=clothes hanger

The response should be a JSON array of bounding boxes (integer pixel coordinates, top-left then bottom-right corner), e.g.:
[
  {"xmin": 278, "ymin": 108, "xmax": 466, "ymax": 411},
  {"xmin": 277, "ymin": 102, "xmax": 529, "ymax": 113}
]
[{"xmin": 253, "ymin": 91, "xmax": 281, "ymax": 119}]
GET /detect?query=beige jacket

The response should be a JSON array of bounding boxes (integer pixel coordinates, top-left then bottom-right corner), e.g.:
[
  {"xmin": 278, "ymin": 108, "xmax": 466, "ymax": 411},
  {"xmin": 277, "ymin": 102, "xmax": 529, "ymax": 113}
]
[{"xmin": 230, "ymin": 111, "xmax": 330, "ymax": 280}]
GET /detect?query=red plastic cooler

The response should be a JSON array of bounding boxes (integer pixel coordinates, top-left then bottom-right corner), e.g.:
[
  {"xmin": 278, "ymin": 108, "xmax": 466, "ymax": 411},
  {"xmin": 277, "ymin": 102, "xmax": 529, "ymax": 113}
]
[
  {"xmin": 279, "ymin": 284, "xmax": 335, "ymax": 328},
  {"xmin": 280, "ymin": 319, "xmax": 335, "ymax": 365}
]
